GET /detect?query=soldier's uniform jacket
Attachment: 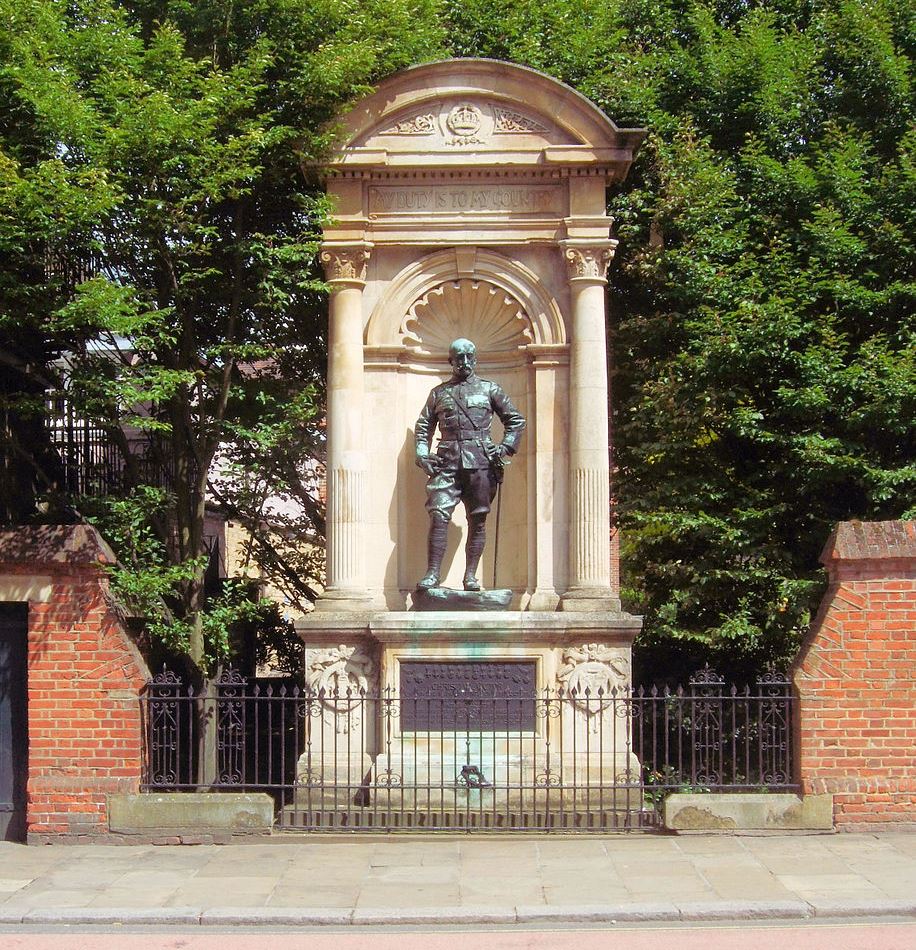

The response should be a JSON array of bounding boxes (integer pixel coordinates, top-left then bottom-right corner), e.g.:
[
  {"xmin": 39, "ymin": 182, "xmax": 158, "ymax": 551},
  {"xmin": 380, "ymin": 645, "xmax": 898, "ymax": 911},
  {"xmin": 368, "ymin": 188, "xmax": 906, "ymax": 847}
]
[{"xmin": 415, "ymin": 375, "xmax": 525, "ymax": 470}]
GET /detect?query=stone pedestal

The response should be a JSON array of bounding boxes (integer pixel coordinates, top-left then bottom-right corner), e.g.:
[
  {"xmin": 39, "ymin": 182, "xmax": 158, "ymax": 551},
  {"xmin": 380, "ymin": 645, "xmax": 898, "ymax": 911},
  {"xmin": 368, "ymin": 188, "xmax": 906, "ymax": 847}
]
[{"xmin": 296, "ymin": 611, "xmax": 642, "ymax": 816}]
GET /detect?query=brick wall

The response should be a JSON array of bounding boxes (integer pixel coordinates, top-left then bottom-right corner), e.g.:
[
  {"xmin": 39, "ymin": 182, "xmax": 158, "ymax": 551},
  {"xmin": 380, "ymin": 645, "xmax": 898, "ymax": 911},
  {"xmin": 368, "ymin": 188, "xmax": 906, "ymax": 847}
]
[
  {"xmin": 793, "ymin": 521, "xmax": 916, "ymax": 831},
  {"xmin": 0, "ymin": 526, "xmax": 148, "ymax": 841}
]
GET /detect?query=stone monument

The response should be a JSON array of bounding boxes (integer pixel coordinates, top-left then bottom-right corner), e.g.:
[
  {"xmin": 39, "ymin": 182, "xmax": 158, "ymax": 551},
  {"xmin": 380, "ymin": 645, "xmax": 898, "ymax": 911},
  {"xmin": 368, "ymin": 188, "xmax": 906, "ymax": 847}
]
[{"xmin": 295, "ymin": 59, "xmax": 647, "ymax": 826}]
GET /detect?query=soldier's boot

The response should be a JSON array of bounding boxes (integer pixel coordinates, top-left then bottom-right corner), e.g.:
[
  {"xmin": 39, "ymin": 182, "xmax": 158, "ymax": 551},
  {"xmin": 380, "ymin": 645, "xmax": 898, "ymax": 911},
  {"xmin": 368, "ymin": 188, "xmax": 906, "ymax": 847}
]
[
  {"xmin": 463, "ymin": 515, "xmax": 486, "ymax": 591},
  {"xmin": 418, "ymin": 512, "xmax": 449, "ymax": 589}
]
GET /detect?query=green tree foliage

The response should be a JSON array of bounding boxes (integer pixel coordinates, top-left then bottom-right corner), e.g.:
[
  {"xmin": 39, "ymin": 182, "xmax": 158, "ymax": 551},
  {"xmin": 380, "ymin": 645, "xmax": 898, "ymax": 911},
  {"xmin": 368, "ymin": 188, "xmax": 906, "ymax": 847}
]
[
  {"xmin": 444, "ymin": 0, "xmax": 915, "ymax": 677},
  {"xmin": 1, "ymin": 0, "xmax": 913, "ymax": 685},
  {"xmin": 0, "ymin": 0, "xmax": 445, "ymax": 673}
]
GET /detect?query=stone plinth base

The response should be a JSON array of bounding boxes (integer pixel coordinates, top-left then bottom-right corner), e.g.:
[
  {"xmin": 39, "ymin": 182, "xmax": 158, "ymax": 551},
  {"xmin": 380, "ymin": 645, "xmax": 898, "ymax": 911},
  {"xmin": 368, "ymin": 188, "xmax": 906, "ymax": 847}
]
[{"xmin": 295, "ymin": 608, "xmax": 643, "ymax": 813}]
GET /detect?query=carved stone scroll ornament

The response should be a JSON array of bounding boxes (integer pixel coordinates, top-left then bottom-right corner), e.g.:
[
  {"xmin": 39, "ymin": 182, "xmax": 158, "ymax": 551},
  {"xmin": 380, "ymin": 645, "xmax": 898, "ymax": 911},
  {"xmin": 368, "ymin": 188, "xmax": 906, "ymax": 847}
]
[
  {"xmin": 557, "ymin": 643, "xmax": 630, "ymax": 731},
  {"xmin": 563, "ymin": 245, "xmax": 615, "ymax": 282},
  {"xmin": 382, "ymin": 113, "xmax": 437, "ymax": 135},
  {"xmin": 306, "ymin": 643, "xmax": 376, "ymax": 732},
  {"xmin": 320, "ymin": 246, "xmax": 371, "ymax": 283},
  {"xmin": 493, "ymin": 107, "xmax": 548, "ymax": 133}
]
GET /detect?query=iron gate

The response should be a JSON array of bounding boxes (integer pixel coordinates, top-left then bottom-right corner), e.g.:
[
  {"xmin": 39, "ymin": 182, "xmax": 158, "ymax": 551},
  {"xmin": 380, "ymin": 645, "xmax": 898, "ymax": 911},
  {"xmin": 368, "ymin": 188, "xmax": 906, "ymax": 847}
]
[{"xmin": 141, "ymin": 667, "xmax": 796, "ymax": 833}]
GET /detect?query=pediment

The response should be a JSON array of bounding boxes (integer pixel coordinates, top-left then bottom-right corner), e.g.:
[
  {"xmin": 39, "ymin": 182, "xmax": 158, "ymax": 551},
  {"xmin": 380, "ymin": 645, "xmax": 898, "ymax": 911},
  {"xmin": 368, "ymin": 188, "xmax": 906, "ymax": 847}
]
[{"xmin": 328, "ymin": 59, "xmax": 646, "ymax": 176}]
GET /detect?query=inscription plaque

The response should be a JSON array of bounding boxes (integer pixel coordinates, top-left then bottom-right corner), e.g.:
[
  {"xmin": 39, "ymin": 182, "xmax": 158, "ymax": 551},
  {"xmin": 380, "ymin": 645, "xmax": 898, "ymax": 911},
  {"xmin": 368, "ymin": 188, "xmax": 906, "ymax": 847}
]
[
  {"xmin": 399, "ymin": 660, "xmax": 537, "ymax": 731},
  {"xmin": 368, "ymin": 184, "xmax": 562, "ymax": 216}
]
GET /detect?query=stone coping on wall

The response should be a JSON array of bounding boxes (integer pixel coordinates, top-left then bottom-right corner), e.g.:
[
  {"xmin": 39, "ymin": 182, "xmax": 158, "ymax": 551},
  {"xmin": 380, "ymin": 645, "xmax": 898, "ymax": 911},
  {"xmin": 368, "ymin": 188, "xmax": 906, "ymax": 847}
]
[
  {"xmin": 0, "ymin": 524, "xmax": 117, "ymax": 568},
  {"xmin": 108, "ymin": 793, "xmax": 275, "ymax": 836},
  {"xmin": 664, "ymin": 793, "xmax": 834, "ymax": 832},
  {"xmin": 821, "ymin": 520, "xmax": 916, "ymax": 565}
]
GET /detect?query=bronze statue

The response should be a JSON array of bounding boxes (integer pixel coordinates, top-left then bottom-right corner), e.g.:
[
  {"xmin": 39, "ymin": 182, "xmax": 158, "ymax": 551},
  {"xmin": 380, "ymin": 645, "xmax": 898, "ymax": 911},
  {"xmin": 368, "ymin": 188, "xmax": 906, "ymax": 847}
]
[{"xmin": 414, "ymin": 339, "xmax": 525, "ymax": 591}]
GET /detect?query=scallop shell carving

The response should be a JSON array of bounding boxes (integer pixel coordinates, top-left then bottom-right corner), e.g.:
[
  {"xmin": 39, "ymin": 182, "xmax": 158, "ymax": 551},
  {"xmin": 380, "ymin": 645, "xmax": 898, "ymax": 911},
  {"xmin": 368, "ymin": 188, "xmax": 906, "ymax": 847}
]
[{"xmin": 402, "ymin": 279, "xmax": 532, "ymax": 354}]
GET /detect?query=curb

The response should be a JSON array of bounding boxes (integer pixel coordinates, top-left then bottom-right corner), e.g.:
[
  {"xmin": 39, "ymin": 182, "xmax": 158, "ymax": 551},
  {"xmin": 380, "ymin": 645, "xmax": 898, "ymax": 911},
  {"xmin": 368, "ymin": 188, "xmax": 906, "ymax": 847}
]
[{"xmin": 1, "ymin": 900, "xmax": 915, "ymax": 926}]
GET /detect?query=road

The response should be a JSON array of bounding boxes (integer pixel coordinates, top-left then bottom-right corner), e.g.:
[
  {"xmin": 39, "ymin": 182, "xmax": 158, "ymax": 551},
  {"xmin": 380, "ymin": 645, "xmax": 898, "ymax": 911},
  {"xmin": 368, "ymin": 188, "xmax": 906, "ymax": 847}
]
[{"xmin": 2, "ymin": 921, "xmax": 916, "ymax": 950}]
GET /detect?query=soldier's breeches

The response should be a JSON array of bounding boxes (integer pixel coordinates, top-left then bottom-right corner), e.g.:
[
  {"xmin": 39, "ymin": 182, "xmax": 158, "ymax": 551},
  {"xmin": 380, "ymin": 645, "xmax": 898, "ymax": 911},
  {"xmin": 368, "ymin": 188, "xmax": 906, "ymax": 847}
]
[{"xmin": 425, "ymin": 466, "xmax": 497, "ymax": 517}]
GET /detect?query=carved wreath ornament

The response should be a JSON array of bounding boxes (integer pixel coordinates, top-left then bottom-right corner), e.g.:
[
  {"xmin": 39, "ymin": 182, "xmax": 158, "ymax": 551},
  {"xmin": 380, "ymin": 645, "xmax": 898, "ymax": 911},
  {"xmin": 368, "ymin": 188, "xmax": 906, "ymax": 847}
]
[
  {"xmin": 557, "ymin": 643, "xmax": 630, "ymax": 731},
  {"xmin": 306, "ymin": 644, "xmax": 376, "ymax": 733}
]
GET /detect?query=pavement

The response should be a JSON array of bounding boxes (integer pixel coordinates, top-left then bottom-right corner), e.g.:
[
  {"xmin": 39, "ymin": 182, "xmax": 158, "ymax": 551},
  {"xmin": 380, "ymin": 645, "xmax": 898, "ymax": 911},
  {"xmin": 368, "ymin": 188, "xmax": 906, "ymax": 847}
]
[{"xmin": 1, "ymin": 832, "xmax": 916, "ymax": 928}]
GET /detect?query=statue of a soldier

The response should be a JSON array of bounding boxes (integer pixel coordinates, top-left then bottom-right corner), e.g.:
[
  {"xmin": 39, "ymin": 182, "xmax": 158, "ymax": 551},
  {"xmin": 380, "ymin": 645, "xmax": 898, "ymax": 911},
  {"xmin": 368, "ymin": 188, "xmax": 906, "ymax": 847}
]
[{"xmin": 414, "ymin": 339, "xmax": 525, "ymax": 591}]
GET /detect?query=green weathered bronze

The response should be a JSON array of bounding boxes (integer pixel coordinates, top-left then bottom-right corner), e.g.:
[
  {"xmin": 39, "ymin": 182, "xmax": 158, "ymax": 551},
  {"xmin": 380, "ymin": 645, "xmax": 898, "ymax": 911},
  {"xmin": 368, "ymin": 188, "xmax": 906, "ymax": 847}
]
[{"xmin": 414, "ymin": 338, "xmax": 525, "ymax": 595}]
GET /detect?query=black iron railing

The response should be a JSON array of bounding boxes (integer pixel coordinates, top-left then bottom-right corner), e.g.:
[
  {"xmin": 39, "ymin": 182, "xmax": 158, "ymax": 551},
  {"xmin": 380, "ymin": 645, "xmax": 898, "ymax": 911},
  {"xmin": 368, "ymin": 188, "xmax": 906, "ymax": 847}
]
[{"xmin": 140, "ymin": 667, "xmax": 796, "ymax": 833}]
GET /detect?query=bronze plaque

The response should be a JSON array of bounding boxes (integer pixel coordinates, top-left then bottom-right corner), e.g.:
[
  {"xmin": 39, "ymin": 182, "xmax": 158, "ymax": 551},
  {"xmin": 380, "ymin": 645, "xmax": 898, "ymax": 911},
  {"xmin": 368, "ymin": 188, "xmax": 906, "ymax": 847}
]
[{"xmin": 399, "ymin": 660, "xmax": 537, "ymax": 731}]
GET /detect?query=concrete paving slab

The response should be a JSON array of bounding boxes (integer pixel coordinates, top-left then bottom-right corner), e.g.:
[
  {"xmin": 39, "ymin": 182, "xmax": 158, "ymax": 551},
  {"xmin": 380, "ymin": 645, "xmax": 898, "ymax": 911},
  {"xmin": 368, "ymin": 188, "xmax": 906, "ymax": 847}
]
[
  {"xmin": 0, "ymin": 880, "xmax": 32, "ymax": 893},
  {"xmin": 2, "ymin": 889, "xmax": 95, "ymax": 909},
  {"xmin": 536, "ymin": 839, "xmax": 610, "ymax": 857},
  {"xmin": 87, "ymin": 890, "xmax": 183, "ymax": 908},
  {"xmin": 542, "ymin": 886, "xmax": 632, "ymax": 904},
  {"xmin": 163, "ymin": 889, "xmax": 274, "ymax": 908},
  {"xmin": 355, "ymin": 886, "xmax": 462, "ymax": 908},
  {"xmin": 365, "ymin": 865, "xmax": 458, "ymax": 885},
  {"xmin": 459, "ymin": 887, "xmax": 546, "ymax": 906},
  {"xmin": 267, "ymin": 887, "xmax": 360, "ymax": 908},
  {"xmin": 777, "ymin": 873, "xmax": 887, "ymax": 893}
]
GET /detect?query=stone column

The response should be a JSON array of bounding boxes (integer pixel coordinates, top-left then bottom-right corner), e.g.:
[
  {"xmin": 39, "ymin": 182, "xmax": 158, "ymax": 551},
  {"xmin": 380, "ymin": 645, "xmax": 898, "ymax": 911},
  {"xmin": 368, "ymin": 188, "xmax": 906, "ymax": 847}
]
[
  {"xmin": 560, "ymin": 240, "xmax": 621, "ymax": 611},
  {"xmin": 317, "ymin": 242, "xmax": 373, "ymax": 609}
]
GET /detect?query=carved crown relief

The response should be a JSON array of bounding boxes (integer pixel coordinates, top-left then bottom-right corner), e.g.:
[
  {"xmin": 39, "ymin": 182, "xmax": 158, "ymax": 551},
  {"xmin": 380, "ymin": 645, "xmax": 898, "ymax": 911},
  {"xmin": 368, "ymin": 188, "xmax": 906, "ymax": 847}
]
[{"xmin": 401, "ymin": 278, "xmax": 533, "ymax": 355}]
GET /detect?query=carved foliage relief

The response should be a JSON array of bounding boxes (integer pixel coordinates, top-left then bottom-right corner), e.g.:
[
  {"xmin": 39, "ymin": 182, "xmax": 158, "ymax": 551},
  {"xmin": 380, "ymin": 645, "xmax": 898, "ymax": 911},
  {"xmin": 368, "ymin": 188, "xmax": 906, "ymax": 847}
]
[
  {"xmin": 320, "ymin": 247, "xmax": 370, "ymax": 283},
  {"xmin": 382, "ymin": 113, "xmax": 437, "ymax": 135},
  {"xmin": 563, "ymin": 246, "xmax": 615, "ymax": 281},
  {"xmin": 493, "ymin": 106, "xmax": 548, "ymax": 133}
]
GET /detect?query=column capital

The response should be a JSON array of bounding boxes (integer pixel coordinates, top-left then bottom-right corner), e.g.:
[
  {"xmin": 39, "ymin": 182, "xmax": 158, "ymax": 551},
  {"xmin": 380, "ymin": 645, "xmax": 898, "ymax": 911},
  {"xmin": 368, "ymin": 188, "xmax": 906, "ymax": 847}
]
[
  {"xmin": 320, "ymin": 242, "xmax": 373, "ymax": 287},
  {"xmin": 560, "ymin": 240, "xmax": 618, "ymax": 285}
]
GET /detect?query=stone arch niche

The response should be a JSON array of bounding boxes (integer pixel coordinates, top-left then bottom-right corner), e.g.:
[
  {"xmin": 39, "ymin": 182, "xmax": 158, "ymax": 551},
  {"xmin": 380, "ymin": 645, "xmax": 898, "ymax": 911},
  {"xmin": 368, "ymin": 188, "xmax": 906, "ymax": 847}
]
[{"xmin": 312, "ymin": 59, "xmax": 646, "ymax": 611}]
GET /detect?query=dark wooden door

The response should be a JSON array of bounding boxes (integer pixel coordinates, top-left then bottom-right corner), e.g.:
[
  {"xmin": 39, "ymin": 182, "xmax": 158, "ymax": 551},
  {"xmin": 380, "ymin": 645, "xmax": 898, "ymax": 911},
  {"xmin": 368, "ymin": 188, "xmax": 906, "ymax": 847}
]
[{"xmin": 0, "ymin": 602, "xmax": 28, "ymax": 841}]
